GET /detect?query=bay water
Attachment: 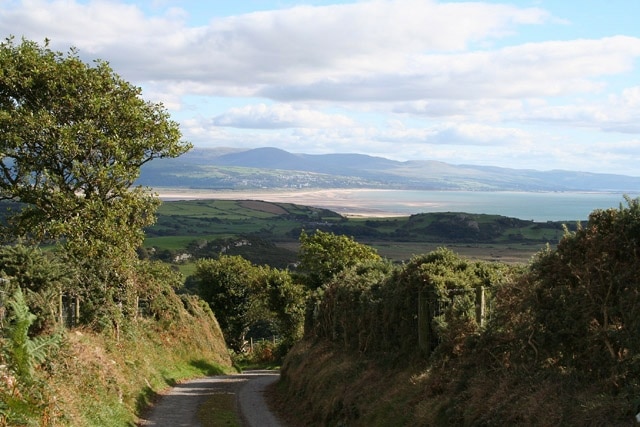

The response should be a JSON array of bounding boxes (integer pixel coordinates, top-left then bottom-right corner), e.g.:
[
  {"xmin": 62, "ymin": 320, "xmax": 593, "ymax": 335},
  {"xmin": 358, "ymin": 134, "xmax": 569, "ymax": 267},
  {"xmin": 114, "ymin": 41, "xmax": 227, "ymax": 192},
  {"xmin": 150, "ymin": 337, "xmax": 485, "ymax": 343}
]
[{"xmin": 328, "ymin": 190, "xmax": 640, "ymax": 221}]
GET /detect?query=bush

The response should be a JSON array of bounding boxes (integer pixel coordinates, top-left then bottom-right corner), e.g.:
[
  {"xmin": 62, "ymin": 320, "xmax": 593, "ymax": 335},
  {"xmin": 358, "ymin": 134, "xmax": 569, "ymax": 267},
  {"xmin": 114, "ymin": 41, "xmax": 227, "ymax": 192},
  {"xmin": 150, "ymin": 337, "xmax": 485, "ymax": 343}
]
[
  {"xmin": 0, "ymin": 288, "xmax": 60, "ymax": 426},
  {"xmin": 310, "ymin": 249, "xmax": 511, "ymax": 358},
  {"xmin": 514, "ymin": 197, "xmax": 640, "ymax": 380}
]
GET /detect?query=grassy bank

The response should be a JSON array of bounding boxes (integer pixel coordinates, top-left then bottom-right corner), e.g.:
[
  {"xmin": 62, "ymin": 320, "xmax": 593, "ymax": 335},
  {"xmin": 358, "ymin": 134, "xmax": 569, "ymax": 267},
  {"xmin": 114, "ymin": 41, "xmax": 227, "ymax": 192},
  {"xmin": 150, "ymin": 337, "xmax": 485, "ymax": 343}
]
[
  {"xmin": 275, "ymin": 337, "xmax": 635, "ymax": 426},
  {"xmin": 3, "ymin": 296, "xmax": 233, "ymax": 426}
]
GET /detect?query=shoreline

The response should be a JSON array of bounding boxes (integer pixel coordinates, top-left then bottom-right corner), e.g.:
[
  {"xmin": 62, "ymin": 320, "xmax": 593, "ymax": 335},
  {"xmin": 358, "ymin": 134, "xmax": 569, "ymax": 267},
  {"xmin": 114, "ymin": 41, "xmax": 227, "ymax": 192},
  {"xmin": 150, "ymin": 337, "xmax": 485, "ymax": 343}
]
[
  {"xmin": 151, "ymin": 187, "xmax": 635, "ymax": 221},
  {"xmin": 154, "ymin": 188, "xmax": 416, "ymax": 217}
]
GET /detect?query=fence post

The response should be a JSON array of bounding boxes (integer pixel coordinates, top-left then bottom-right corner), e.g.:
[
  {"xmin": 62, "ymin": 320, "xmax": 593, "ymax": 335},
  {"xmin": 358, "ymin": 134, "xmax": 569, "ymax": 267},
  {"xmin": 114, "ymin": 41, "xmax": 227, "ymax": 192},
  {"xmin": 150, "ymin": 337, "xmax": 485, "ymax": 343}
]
[
  {"xmin": 475, "ymin": 286, "xmax": 485, "ymax": 327},
  {"xmin": 59, "ymin": 292, "xmax": 64, "ymax": 325},
  {"xmin": 418, "ymin": 289, "xmax": 432, "ymax": 357},
  {"xmin": 74, "ymin": 296, "xmax": 80, "ymax": 326}
]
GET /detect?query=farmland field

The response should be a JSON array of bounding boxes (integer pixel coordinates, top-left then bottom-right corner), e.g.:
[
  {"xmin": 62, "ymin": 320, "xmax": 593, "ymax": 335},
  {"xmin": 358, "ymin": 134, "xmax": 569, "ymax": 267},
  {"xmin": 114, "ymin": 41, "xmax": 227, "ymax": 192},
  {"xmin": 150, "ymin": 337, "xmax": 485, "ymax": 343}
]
[{"xmin": 144, "ymin": 199, "xmax": 574, "ymax": 268}]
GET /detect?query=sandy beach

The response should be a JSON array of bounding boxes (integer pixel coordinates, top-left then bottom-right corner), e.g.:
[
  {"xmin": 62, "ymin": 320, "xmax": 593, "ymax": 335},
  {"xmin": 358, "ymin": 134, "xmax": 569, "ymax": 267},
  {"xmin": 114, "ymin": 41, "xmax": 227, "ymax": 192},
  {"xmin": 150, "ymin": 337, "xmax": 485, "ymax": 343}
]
[{"xmin": 154, "ymin": 188, "xmax": 414, "ymax": 217}]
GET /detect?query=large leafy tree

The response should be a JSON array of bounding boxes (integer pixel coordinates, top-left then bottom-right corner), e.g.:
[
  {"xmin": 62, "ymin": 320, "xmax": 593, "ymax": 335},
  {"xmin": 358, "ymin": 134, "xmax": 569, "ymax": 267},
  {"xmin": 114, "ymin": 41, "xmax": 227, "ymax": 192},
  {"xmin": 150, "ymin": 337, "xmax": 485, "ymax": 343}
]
[
  {"xmin": 194, "ymin": 256, "xmax": 263, "ymax": 352},
  {"xmin": 0, "ymin": 37, "xmax": 191, "ymax": 256},
  {"xmin": 0, "ymin": 37, "xmax": 191, "ymax": 330},
  {"xmin": 264, "ymin": 267, "xmax": 307, "ymax": 345},
  {"xmin": 194, "ymin": 255, "xmax": 308, "ymax": 352}
]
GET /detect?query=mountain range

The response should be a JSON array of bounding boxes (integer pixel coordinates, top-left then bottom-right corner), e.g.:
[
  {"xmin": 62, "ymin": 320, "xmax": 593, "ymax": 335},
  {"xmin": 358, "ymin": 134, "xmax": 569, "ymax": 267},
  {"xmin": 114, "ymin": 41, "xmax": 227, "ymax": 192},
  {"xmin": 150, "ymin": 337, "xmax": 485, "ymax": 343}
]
[{"xmin": 137, "ymin": 147, "xmax": 640, "ymax": 192}]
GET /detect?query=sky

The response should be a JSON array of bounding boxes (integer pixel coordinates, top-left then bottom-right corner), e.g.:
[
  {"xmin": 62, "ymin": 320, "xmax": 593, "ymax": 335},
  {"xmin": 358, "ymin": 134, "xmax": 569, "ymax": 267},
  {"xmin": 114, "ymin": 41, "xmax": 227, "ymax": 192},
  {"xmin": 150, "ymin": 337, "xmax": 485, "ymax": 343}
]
[{"xmin": 1, "ymin": 0, "xmax": 640, "ymax": 176}]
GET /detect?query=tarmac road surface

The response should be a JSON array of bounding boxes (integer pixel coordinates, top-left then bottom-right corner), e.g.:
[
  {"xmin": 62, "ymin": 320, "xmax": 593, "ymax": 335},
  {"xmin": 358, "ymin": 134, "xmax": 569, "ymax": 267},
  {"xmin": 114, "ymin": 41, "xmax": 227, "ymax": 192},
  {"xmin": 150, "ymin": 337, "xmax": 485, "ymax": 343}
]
[{"xmin": 138, "ymin": 370, "xmax": 283, "ymax": 427}]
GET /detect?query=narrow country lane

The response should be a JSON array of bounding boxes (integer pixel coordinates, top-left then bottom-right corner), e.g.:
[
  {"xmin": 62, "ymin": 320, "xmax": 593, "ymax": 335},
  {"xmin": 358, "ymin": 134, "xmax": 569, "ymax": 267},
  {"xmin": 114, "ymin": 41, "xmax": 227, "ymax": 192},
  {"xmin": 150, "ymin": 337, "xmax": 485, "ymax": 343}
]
[{"xmin": 137, "ymin": 370, "xmax": 283, "ymax": 427}]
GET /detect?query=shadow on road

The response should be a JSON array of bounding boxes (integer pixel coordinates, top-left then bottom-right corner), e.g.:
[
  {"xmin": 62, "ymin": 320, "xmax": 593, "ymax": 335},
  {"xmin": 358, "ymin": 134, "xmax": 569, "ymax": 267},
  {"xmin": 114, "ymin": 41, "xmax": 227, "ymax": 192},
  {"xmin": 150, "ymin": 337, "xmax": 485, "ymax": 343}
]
[{"xmin": 138, "ymin": 370, "xmax": 282, "ymax": 427}]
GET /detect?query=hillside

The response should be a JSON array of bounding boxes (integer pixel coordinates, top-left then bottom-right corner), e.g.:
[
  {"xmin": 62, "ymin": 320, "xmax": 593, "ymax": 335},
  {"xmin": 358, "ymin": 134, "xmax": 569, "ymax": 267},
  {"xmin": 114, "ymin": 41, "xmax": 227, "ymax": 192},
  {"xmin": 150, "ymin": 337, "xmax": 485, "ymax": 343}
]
[
  {"xmin": 142, "ymin": 199, "xmax": 576, "ymax": 268},
  {"xmin": 137, "ymin": 147, "xmax": 640, "ymax": 192}
]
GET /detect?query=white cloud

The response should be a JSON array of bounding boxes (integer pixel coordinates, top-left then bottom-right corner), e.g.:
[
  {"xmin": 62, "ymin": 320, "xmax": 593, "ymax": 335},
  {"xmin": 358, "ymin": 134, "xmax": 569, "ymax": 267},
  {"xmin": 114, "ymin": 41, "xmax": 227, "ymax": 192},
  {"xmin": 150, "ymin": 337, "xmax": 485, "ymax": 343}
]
[
  {"xmin": 0, "ymin": 1, "xmax": 550, "ymax": 86},
  {"xmin": 425, "ymin": 123, "xmax": 530, "ymax": 146},
  {"xmin": 261, "ymin": 36, "xmax": 640, "ymax": 102},
  {"xmin": 210, "ymin": 103, "xmax": 355, "ymax": 129},
  {"xmin": 1, "ymin": 0, "xmax": 639, "ymax": 175},
  {"xmin": 5, "ymin": 1, "xmax": 636, "ymax": 108},
  {"xmin": 515, "ymin": 85, "xmax": 640, "ymax": 135}
]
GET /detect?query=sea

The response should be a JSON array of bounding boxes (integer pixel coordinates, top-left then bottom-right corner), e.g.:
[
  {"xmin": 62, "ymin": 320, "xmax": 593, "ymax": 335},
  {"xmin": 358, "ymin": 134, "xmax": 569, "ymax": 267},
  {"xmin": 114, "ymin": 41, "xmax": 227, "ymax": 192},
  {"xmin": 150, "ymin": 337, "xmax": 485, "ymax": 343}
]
[
  {"xmin": 157, "ymin": 188, "xmax": 640, "ymax": 222},
  {"xmin": 345, "ymin": 190, "xmax": 640, "ymax": 222}
]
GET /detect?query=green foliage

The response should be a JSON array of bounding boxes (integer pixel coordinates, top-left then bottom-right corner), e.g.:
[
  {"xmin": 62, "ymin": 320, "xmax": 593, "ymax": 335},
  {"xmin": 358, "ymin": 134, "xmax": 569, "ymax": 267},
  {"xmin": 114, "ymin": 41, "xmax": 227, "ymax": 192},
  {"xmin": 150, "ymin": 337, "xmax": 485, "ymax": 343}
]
[
  {"xmin": 193, "ymin": 256, "xmax": 262, "ymax": 351},
  {"xmin": 1, "ymin": 288, "xmax": 60, "ymax": 426},
  {"xmin": 402, "ymin": 249, "xmax": 507, "ymax": 355},
  {"xmin": 264, "ymin": 268, "xmax": 307, "ymax": 347},
  {"xmin": 278, "ymin": 199, "xmax": 640, "ymax": 425},
  {"xmin": 0, "ymin": 244, "xmax": 73, "ymax": 332},
  {"xmin": 0, "ymin": 36, "xmax": 192, "ymax": 332},
  {"xmin": 310, "ymin": 248, "xmax": 510, "ymax": 358},
  {"xmin": 315, "ymin": 259, "xmax": 393, "ymax": 352},
  {"xmin": 299, "ymin": 229, "xmax": 382, "ymax": 289},
  {"xmin": 134, "ymin": 260, "xmax": 187, "ymax": 326},
  {"xmin": 2, "ymin": 288, "xmax": 59, "ymax": 382},
  {"xmin": 193, "ymin": 255, "xmax": 307, "ymax": 354},
  {"xmin": 512, "ymin": 197, "xmax": 640, "ymax": 379},
  {"xmin": 0, "ymin": 37, "xmax": 190, "ymax": 250}
]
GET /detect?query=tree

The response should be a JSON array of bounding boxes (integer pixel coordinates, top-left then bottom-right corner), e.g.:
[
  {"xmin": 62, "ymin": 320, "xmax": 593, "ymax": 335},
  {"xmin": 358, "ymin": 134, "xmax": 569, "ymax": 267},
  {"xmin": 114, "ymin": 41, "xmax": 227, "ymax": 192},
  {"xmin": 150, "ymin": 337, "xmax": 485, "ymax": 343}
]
[
  {"xmin": 0, "ymin": 37, "xmax": 191, "ymax": 257},
  {"xmin": 264, "ymin": 267, "xmax": 307, "ymax": 346},
  {"xmin": 0, "ymin": 37, "xmax": 191, "ymax": 329},
  {"xmin": 193, "ymin": 256, "xmax": 262, "ymax": 352},
  {"xmin": 298, "ymin": 230, "xmax": 381, "ymax": 289}
]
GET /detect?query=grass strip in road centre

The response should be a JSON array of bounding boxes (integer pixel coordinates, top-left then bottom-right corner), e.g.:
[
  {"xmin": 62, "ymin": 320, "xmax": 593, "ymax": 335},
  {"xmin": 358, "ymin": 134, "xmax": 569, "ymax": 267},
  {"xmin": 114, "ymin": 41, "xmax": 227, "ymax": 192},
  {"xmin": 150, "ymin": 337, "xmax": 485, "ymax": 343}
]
[{"xmin": 197, "ymin": 393, "xmax": 242, "ymax": 427}]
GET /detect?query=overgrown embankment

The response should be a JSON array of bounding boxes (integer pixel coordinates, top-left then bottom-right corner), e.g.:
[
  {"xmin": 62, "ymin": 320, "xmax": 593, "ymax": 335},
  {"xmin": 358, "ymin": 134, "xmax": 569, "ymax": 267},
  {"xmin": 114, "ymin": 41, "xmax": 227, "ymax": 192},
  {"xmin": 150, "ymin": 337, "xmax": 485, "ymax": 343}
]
[
  {"xmin": 275, "ymin": 199, "xmax": 640, "ymax": 426},
  {"xmin": 277, "ymin": 335, "xmax": 632, "ymax": 426},
  {"xmin": 2, "ymin": 293, "xmax": 232, "ymax": 426},
  {"xmin": 57, "ymin": 298, "xmax": 233, "ymax": 425},
  {"xmin": 0, "ymin": 246, "xmax": 233, "ymax": 426}
]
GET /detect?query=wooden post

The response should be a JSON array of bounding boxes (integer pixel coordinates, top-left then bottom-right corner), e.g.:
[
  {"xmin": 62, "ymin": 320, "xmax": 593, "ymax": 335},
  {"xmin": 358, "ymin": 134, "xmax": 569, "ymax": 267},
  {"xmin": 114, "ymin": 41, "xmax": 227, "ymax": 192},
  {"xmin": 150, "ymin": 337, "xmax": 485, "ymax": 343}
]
[
  {"xmin": 74, "ymin": 296, "xmax": 80, "ymax": 327},
  {"xmin": 59, "ymin": 292, "xmax": 64, "ymax": 325},
  {"xmin": 475, "ymin": 286, "xmax": 485, "ymax": 327},
  {"xmin": 418, "ymin": 289, "xmax": 431, "ymax": 357}
]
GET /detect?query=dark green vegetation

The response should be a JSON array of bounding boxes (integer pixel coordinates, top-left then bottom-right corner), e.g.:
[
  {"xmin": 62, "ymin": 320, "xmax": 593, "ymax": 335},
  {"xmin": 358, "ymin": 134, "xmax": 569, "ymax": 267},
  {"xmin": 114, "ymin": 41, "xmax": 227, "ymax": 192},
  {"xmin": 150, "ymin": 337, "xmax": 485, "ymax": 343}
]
[
  {"xmin": 0, "ymin": 38, "xmax": 230, "ymax": 426},
  {"xmin": 144, "ymin": 198, "xmax": 573, "ymax": 268},
  {"xmin": 190, "ymin": 255, "xmax": 306, "ymax": 354},
  {"xmin": 138, "ymin": 146, "xmax": 640, "ymax": 192},
  {"xmin": 274, "ymin": 197, "xmax": 640, "ymax": 426}
]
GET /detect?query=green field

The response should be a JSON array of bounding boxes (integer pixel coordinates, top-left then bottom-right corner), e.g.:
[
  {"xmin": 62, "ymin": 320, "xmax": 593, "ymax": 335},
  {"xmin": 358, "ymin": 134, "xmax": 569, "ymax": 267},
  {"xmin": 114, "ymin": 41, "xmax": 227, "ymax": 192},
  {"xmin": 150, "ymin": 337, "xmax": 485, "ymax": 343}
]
[{"xmin": 144, "ymin": 199, "xmax": 575, "ymax": 266}]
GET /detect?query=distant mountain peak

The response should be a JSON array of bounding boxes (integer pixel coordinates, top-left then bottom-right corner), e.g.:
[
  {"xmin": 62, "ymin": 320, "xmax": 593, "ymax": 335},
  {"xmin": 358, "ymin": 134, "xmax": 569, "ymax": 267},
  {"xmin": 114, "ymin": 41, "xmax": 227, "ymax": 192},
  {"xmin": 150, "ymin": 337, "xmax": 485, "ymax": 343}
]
[{"xmin": 139, "ymin": 146, "xmax": 640, "ymax": 192}]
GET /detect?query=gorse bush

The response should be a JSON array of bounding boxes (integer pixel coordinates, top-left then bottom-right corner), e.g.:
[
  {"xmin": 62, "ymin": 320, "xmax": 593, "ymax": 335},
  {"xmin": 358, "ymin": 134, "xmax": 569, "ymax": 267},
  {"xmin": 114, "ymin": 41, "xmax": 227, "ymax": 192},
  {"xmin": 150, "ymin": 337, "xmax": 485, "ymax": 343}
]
[
  {"xmin": 310, "ymin": 248, "xmax": 511, "ymax": 358},
  {"xmin": 314, "ymin": 259, "xmax": 393, "ymax": 353},
  {"xmin": 502, "ymin": 197, "xmax": 640, "ymax": 380}
]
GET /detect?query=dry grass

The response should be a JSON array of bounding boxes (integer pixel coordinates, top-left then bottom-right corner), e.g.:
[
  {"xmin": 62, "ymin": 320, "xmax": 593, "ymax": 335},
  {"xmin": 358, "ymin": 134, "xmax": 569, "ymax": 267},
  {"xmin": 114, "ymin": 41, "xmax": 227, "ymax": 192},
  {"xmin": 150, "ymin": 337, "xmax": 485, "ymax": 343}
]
[
  {"xmin": 198, "ymin": 393, "xmax": 241, "ymax": 427},
  {"xmin": 42, "ymin": 315, "xmax": 233, "ymax": 426},
  {"xmin": 273, "ymin": 338, "xmax": 638, "ymax": 426}
]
